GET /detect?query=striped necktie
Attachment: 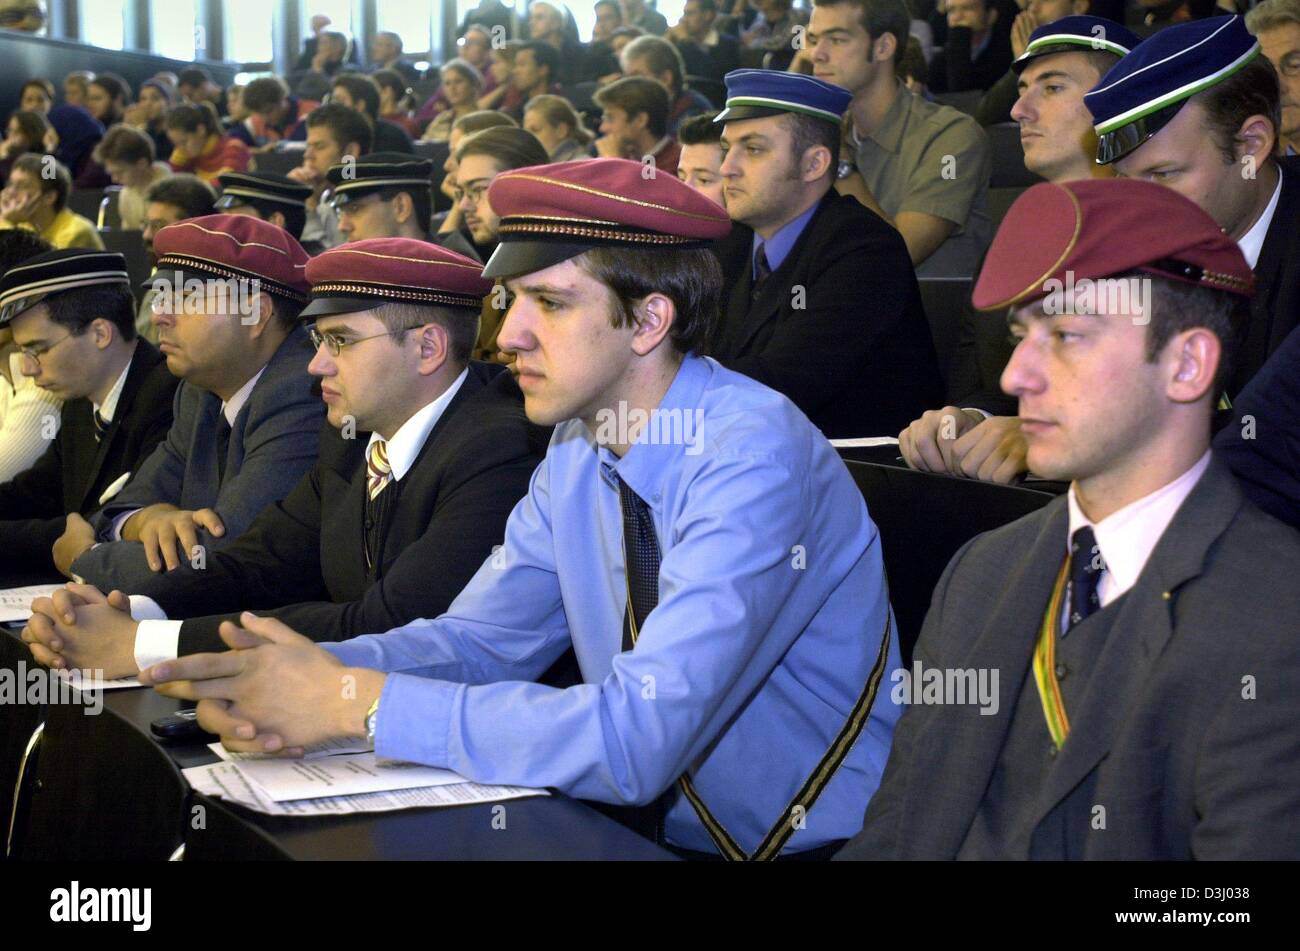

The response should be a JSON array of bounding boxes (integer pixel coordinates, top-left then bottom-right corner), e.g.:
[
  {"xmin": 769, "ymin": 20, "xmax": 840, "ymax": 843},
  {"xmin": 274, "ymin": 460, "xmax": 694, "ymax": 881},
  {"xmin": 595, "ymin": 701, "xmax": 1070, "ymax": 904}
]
[
  {"xmin": 366, "ymin": 439, "xmax": 393, "ymax": 501},
  {"xmin": 92, "ymin": 408, "xmax": 109, "ymax": 443}
]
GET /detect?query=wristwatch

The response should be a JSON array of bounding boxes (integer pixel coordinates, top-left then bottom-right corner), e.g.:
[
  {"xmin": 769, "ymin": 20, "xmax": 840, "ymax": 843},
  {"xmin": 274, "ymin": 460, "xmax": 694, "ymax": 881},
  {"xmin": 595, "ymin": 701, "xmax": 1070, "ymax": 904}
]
[
  {"xmin": 837, "ymin": 159, "xmax": 857, "ymax": 180},
  {"xmin": 364, "ymin": 697, "xmax": 380, "ymax": 744}
]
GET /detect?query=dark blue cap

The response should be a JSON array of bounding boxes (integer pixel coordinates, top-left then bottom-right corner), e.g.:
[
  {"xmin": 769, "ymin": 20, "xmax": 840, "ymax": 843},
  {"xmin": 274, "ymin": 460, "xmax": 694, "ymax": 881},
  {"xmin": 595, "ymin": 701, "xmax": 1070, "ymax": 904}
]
[
  {"xmin": 1011, "ymin": 15, "xmax": 1141, "ymax": 74},
  {"xmin": 1085, "ymin": 15, "xmax": 1261, "ymax": 165},
  {"xmin": 715, "ymin": 69, "xmax": 852, "ymax": 126}
]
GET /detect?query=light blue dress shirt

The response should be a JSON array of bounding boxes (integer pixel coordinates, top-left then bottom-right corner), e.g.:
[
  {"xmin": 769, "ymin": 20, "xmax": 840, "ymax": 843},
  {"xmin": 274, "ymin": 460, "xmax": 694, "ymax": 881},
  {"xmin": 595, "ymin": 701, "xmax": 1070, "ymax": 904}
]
[
  {"xmin": 323, "ymin": 355, "xmax": 902, "ymax": 855},
  {"xmin": 752, "ymin": 200, "xmax": 819, "ymax": 279}
]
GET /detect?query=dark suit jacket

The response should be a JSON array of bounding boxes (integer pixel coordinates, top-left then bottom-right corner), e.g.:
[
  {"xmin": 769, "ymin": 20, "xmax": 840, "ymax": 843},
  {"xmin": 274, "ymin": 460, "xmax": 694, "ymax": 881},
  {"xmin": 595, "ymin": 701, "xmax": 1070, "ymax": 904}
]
[
  {"xmin": 0, "ymin": 341, "xmax": 177, "ymax": 575},
  {"xmin": 930, "ymin": 26, "xmax": 1015, "ymax": 94},
  {"xmin": 674, "ymin": 34, "xmax": 741, "ymax": 84},
  {"xmin": 1215, "ymin": 323, "xmax": 1300, "ymax": 530},
  {"xmin": 711, "ymin": 190, "xmax": 944, "ymax": 438},
  {"xmin": 1231, "ymin": 156, "xmax": 1300, "ymax": 399},
  {"xmin": 128, "ymin": 363, "xmax": 547, "ymax": 654},
  {"xmin": 71, "ymin": 326, "xmax": 323, "ymax": 591},
  {"xmin": 837, "ymin": 458, "xmax": 1300, "ymax": 860}
]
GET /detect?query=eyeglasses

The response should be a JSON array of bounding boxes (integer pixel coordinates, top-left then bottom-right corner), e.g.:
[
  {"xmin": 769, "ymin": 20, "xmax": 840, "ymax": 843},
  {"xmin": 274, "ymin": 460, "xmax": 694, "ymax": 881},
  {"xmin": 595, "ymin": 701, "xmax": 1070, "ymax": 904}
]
[
  {"xmin": 308, "ymin": 325, "xmax": 399, "ymax": 356},
  {"xmin": 18, "ymin": 332, "xmax": 74, "ymax": 368},
  {"xmin": 452, "ymin": 182, "xmax": 491, "ymax": 205}
]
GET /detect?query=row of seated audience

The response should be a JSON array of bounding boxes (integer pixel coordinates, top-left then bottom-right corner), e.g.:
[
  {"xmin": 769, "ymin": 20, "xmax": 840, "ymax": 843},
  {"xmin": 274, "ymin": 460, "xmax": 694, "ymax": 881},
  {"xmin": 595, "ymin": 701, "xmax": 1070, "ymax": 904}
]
[{"xmin": 0, "ymin": 0, "xmax": 1297, "ymax": 861}]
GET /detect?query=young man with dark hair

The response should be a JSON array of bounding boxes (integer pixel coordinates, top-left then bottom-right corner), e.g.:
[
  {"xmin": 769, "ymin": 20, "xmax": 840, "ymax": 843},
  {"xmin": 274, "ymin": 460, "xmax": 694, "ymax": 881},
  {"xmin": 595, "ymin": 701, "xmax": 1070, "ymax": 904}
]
[
  {"xmin": 368, "ymin": 30, "xmax": 420, "ymax": 85},
  {"xmin": 136, "ymin": 159, "xmax": 904, "ymax": 862},
  {"xmin": 330, "ymin": 72, "xmax": 415, "ymax": 154},
  {"xmin": 442, "ymin": 126, "xmax": 550, "ymax": 265},
  {"xmin": 808, "ymin": 0, "xmax": 993, "ymax": 275},
  {"xmin": 974, "ymin": 0, "xmax": 1092, "ymax": 125},
  {"xmin": 0, "ymin": 249, "xmax": 177, "ymax": 583},
  {"xmin": 593, "ymin": 75, "xmax": 680, "ymax": 173},
  {"xmin": 26, "ymin": 239, "xmax": 544, "ymax": 682},
  {"xmin": 232, "ymin": 76, "xmax": 316, "ymax": 148},
  {"xmin": 502, "ymin": 41, "xmax": 563, "ymax": 121},
  {"xmin": 839, "ymin": 178, "xmax": 1300, "ymax": 861},
  {"xmin": 711, "ymin": 69, "xmax": 942, "ymax": 438},
  {"xmin": 0, "ymin": 154, "xmax": 103, "ymax": 250},
  {"xmin": 675, "ymin": 111, "xmax": 725, "ymax": 206},
  {"xmin": 621, "ymin": 34, "xmax": 714, "ymax": 135},
  {"xmin": 929, "ymin": 0, "xmax": 1015, "ymax": 93},
  {"xmin": 288, "ymin": 103, "xmax": 373, "ymax": 251},
  {"xmin": 50, "ymin": 215, "xmax": 324, "ymax": 592},
  {"xmin": 328, "ymin": 154, "xmax": 434, "ymax": 243},
  {"xmin": 668, "ymin": 0, "xmax": 742, "ymax": 84}
]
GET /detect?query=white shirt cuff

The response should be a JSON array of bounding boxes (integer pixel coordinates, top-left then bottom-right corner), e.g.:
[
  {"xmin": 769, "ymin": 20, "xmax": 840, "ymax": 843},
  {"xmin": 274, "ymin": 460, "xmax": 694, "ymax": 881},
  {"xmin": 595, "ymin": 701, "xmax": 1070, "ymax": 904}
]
[
  {"xmin": 962, "ymin": 407, "xmax": 992, "ymax": 421},
  {"xmin": 111, "ymin": 508, "xmax": 142, "ymax": 541},
  {"xmin": 134, "ymin": 619, "xmax": 183, "ymax": 672},
  {"xmin": 128, "ymin": 595, "xmax": 169, "ymax": 621}
]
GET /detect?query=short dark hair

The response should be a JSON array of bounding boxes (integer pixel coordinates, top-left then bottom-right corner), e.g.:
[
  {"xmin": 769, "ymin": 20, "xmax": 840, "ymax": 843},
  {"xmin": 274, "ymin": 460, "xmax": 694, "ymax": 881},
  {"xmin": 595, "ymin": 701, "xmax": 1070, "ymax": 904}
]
[
  {"xmin": 372, "ymin": 301, "xmax": 479, "ymax": 366},
  {"xmin": 332, "ymin": 72, "xmax": 381, "ymax": 120},
  {"xmin": 0, "ymin": 230, "xmax": 52, "ymax": 274},
  {"xmin": 305, "ymin": 102, "xmax": 373, "ymax": 154},
  {"xmin": 371, "ymin": 68, "xmax": 411, "ymax": 105},
  {"xmin": 784, "ymin": 112, "xmax": 838, "ymax": 176},
  {"xmin": 1193, "ymin": 57, "xmax": 1281, "ymax": 164},
  {"xmin": 40, "ymin": 282, "xmax": 138, "ymax": 341},
  {"xmin": 1141, "ymin": 273, "xmax": 1246, "ymax": 395},
  {"xmin": 238, "ymin": 198, "xmax": 307, "ymax": 241},
  {"xmin": 455, "ymin": 125, "xmax": 550, "ymax": 169},
  {"xmin": 20, "ymin": 78, "xmax": 55, "ymax": 101},
  {"xmin": 146, "ymin": 173, "xmax": 217, "ymax": 218},
  {"xmin": 177, "ymin": 67, "xmax": 212, "ymax": 89},
  {"xmin": 595, "ymin": 0, "xmax": 623, "ymax": 16},
  {"xmin": 266, "ymin": 295, "xmax": 305, "ymax": 330},
  {"xmin": 594, "ymin": 75, "xmax": 670, "ymax": 139},
  {"xmin": 12, "ymin": 153, "xmax": 70, "ymax": 212},
  {"xmin": 241, "ymin": 76, "xmax": 289, "ymax": 114},
  {"xmin": 372, "ymin": 185, "xmax": 433, "ymax": 238},
  {"xmin": 90, "ymin": 72, "xmax": 131, "ymax": 105},
  {"xmin": 677, "ymin": 111, "xmax": 722, "ymax": 146},
  {"xmin": 94, "ymin": 124, "xmax": 156, "ymax": 165},
  {"xmin": 7, "ymin": 110, "xmax": 48, "ymax": 152},
  {"xmin": 575, "ymin": 246, "xmax": 722, "ymax": 355},
  {"xmin": 165, "ymin": 101, "xmax": 221, "ymax": 136},
  {"xmin": 517, "ymin": 41, "xmax": 561, "ymax": 84},
  {"xmin": 813, "ymin": 0, "xmax": 910, "ymax": 63},
  {"xmin": 622, "ymin": 35, "xmax": 687, "ymax": 94}
]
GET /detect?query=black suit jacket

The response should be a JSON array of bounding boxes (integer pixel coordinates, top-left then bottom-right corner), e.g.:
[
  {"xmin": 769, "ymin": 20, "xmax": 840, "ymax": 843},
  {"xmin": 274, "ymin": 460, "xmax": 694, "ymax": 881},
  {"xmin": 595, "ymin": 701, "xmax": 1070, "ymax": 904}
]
[
  {"xmin": 711, "ymin": 190, "xmax": 944, "ymax": 438},
  {"xmin": 0, "ymin": 340, "xmax": 176, "ymax": 576},
  {"xmin": 1232, "ymin": 156, "xmax": 1300, "ymax": 399},
  {"xmin": 837, "ymin": 459, "xmax": 1300, "ymax": 859},
  {"xmin": 674, "ymin": 34, "xmax": 741, "ymax": 84},
  {"xmin": 129, "ymin": 363, "xmax": 548, "ymax": 654}
]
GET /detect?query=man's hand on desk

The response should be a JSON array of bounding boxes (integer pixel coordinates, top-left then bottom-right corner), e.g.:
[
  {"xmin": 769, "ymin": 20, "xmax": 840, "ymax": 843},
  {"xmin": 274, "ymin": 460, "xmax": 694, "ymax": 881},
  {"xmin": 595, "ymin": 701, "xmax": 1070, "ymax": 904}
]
[
  {"xmin": 22, "ymin": 584, "xmax": 140, "ymax": 678},
  {"xmin": 52, "ymin": 512, "xmax": 97, "ymax": 578},
  {"xmin": 141, "ymin": 612, "xmax": 387, "ymax": 755},
  {"xmin": 124, "ymin": 504, "xmax": 226, "ymax": 572},
  {"xmin": 899, "ymin": 408, "xmax": 1029, "ymax": 484}
]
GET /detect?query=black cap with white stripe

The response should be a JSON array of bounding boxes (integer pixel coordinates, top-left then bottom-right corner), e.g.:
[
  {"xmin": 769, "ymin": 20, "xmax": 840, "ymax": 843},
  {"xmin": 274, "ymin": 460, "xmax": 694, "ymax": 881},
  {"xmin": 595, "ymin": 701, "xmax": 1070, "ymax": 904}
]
[
  {"xmin": 325, "ymin": 152, "xmax": 433, "ymax": 208},
  {"xmin": 215, "ymin": 170, "xmax": 313, "ymax": 212},
  {"xmin": 0, "ymin": 249, "xmax": 131, "ymax": 326}
]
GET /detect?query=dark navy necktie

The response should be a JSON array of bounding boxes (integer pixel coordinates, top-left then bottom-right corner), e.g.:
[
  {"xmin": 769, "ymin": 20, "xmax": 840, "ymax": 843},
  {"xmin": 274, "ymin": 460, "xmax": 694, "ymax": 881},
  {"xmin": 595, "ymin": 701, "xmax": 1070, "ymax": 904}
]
[
  {"xmin": 618, "ymin": 476, "xmax": 660, "ymax": 652},
  {"xmin": 1067, "ymin": 525, "xmax": 1103, "ymax": 632},
  {"xmin": 751, "ymin": 243, "xmax": 772, "ymax": 302}
]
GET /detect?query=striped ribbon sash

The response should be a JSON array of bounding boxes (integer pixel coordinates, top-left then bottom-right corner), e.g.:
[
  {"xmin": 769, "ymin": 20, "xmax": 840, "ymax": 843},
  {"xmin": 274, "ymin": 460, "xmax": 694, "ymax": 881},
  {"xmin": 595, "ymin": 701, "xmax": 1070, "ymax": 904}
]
[{"xmin": 1033, "ymin": 557, "xmax": 1072, "ymax": 750}]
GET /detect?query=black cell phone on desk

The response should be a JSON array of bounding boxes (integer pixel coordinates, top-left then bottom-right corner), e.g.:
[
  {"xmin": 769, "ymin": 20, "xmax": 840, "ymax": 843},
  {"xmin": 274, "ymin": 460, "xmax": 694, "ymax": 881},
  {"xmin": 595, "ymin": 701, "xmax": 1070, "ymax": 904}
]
[{"xmin": 150, "ymin": 707, "xmax": 213, "ymax": 741}]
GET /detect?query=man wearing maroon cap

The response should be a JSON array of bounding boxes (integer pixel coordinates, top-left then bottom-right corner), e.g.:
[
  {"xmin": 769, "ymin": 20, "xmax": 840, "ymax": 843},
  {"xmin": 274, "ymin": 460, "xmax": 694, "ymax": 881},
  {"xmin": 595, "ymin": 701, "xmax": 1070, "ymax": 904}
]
[
  {"xmin": 140, "ymin": 158, "xmax": 906, "ymax": 861},
  {"xmin": 25, "ymin": 239, "xmax": 543, "ymax": 680},
  {"xmin": 839, "ymin": 178, "xmax": 1300, "ymax": 860},
  {"xmin": 41, "ymin": 215, "xmax": 324, "ymax": 603}
]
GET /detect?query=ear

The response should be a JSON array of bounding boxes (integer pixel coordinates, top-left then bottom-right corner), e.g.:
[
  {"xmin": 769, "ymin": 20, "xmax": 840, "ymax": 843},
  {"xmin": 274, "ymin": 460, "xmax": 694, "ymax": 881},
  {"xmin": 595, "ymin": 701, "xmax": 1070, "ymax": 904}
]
[
  {"xmin": 392, "ymin": 191, "xmax": 413, "ymax": 224},
  {"xmin": 89, "ymin": 317, "xmax": 117, "ymax": 350},
  {"xmin": 629, "ymin": 292, "xmax": 676, "ymax": 357},
  {"xmin": 269, "ymin": 210, "xmax": 287, "ymax": 230},
  {"xmin": 631, "ymin": 110, "xmax": 650, "ymax": 134},
  {"xmin": 413, "ymin": 322, "xmax": 451, "ymax": 375},
  {"xmin": 1164, "ymin": 327, "xmax": 1221, "ymax": 405},
  {"xmin": 346, "ymin": 143, "xmax": 363, "ymax": 160},
  {"xmin": 876, "ymin": 31, "xmax": 898, "ymax": 62},
  {"xmin": 1234, "ymin": 113, "xmax": 1275, "ymax": 170},
  {"xmin": 243, "ymin": 291, "xmax": 276, "ymax": 338},
  {"xmin": 802, "ymin": 142, "xmax": 833, "ymax": 182}
]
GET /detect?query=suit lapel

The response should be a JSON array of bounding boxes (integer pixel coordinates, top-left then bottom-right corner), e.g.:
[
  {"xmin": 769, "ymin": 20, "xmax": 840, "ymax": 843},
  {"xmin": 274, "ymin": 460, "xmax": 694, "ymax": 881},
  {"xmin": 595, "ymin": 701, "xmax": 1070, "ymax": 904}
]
[
  {"xmin": 78, "ymin": 341, "xmax": 162, "ymax": 508},
  {"xmin": 900, "ymin": 502, "xmax": 1070, "ymax": 857},
  {"xmin": 1027, "ymin": 459, "xmax": 1244, "ymax": 828}
]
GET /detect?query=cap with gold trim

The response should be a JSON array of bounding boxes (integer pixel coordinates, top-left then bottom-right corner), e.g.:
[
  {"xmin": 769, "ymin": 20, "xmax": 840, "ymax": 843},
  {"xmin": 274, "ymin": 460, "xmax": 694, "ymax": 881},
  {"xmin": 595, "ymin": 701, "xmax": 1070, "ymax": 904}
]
[
  {"xmin": 0, "ymin": 248, "xmax": 131, "ymax": 326},
  {"xmin": 300, "ymin": 237, "xmax": 492, "ymax": 318},
  {"xmin": 147, "ymin": 213, "xmax": 311, "ymax": 303},
  {"xmin": 481, "ymin": 157, "xmax": 731, "ymax": 280},
  {"xmin": 971, "ymin": 178, "xmax": 1253, "ymax": 313}
]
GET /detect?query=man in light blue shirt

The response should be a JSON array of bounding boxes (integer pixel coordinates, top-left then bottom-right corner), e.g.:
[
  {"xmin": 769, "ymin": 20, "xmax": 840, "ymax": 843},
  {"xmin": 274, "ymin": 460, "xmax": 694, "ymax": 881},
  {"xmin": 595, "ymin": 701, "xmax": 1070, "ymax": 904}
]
[{"xmin": 145, "ymin": 158, "xmax": 903, "ymax": 860}]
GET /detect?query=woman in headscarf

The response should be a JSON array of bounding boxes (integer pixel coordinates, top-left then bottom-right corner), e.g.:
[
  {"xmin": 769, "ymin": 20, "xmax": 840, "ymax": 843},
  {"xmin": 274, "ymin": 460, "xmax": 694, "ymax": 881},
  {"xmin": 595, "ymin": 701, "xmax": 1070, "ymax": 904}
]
[{"xmin": 45, "ymin": 104, "xmax": 110, "ymax": 189}]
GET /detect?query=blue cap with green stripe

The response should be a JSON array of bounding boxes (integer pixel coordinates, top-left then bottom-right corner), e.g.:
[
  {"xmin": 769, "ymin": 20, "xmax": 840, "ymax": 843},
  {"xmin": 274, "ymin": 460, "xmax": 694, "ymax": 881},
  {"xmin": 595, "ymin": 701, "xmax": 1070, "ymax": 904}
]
[
  {"xmin": 715, "ymin": 69, "xmax": 851, "ymax": 127},
  {"xmin": 1011, "ymin": 15, "xmax": 1140, "ymax": 75},
  {"xmin": 1085, "ymin": 15, "xmax": 1260, "ymax": 165}
]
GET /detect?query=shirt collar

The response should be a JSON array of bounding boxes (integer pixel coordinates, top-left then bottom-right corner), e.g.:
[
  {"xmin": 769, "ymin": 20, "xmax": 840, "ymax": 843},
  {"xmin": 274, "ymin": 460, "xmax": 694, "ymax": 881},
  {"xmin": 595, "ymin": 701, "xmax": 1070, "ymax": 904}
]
[
  {"xmin": 1066, "ymin": 449, "xmax": 1212, "ymax": 601},
  {"xmin": 596, "ymin": 353, "xmax": 712, "ymax": 506},
  {"xmin": 752, "ymin": 199, "xmax": 819, "ymax": 276},
  {"xmin": 220, "ymin": 367, "xmax": 265, "ymax": 427},
  {"xmin": 853, "ymin": 79, "xmax": 910, "ymax": 155},
  {"xmin": 1237, "ymin": 167, "xmax": 1283, "ymax": 271},
  {"xmin": 366, "ymin": 366, "xmax": 468, "ymax": 483},
  {"xmin": 93, "ymin": 357, "xmax": 133, "ymax": 422}
]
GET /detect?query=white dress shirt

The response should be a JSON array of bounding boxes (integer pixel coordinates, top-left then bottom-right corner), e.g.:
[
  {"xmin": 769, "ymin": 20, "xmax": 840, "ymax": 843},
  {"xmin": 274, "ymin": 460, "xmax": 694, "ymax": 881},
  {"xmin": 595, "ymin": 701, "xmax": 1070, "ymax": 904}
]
[
  {"xmin": 0, "ymin": 350, "xmax": 63, "ymax": 482},
  {"xmin": 1237, "ymin": 169, "xmax": 1282, "ymax": 271},
  {"xmin": 130, "ymin": 367, "xmax": 469, "ymax": 671}
]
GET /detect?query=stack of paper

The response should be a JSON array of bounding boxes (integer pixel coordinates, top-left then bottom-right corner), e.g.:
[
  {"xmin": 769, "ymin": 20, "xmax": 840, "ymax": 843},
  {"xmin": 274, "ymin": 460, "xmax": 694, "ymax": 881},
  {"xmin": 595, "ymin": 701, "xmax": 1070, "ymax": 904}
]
[
  {"xmin": 184, "ymin": 741, "xmax": 546, "ymax": 817},
  {"xmin": 0, "ymin": 584, "xmax": 64, "ymax": 624}
]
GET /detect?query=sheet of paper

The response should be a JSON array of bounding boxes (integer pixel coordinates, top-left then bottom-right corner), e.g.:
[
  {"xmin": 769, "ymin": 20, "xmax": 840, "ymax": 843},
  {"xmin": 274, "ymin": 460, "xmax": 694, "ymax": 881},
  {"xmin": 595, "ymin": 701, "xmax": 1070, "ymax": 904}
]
[
  {"xmin": 0, "ymin": 584, "xmax": 64, "ymax": 623},
  {"xmin": 828, "ymin": 437, "xmax": 900, "ymax": 448},
  {"xmin": 233, "ymin": 750, "xmax": 472, "ymax": 802},
  {"xmin": 207, "ymin": 737, "xmax": 372, "ymax": 762},
  {"xmin": 183, "ymin": 761, "xmax": 547, "ymax": 817},
  {"xmin": 53, "ymin": 669, "xmax": 144, "ymax": 690}
]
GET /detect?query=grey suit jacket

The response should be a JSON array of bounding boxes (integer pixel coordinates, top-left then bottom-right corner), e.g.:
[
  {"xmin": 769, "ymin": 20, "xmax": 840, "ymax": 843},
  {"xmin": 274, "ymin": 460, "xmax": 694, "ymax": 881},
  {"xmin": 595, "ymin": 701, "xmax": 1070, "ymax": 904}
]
[
  {"xmin": 837, "ymin": 457, "xmax": 1300, "ymax": 860},
  {"xmin": 71, "ymin": 325, "xmax": 324, "ymax": 591}
]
